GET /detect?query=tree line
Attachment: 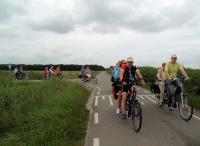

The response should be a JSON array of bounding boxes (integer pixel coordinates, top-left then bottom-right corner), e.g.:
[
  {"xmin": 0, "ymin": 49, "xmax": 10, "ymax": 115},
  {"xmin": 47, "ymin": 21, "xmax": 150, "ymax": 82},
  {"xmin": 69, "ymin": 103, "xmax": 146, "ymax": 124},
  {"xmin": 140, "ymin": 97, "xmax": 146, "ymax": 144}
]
[{"xmin": 0, "ymin": 64, "xmax": 105, "ymax": 71}]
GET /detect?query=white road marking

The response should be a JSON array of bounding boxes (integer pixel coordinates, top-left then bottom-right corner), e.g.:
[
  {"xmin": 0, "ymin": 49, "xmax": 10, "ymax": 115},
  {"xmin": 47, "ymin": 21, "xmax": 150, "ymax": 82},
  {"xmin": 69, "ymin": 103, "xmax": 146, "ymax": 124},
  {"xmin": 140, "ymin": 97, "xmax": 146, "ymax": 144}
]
[
  {"xmin": 94, "ymin": 113, "xmax": 99, "ymax": 124},
  {"xmin": 109, "ymin": 96, "xmax": 114, "ymax": 106},
  {"xmin": 140, "ymin": 94, "xmax": 200, "ymax": 121},
  {"xmin": 143, "ymin": 90, "xmax": 150, "ymax": 94},
  {"xmin": 95, "ymin": 96, "xmax": 98, "ymax": 106},
  {"xmin": 149, "ymin": 94, "xmax": 156, "ymax": 99},
  {"xmin": 144, "ymin": 95, "xmax": 156, "ymax": 104},
  {"xmin": 138, "ymin": 95, "xmax": 144, "ymax": 100},
  {"xmin": 141, "ymin": 101, "xmax": 144, "ymax": 105},
  {"xmin": 102, "ymin": 96, "xmax": 105, "ymax": 100},
  {"xmin": 97, "ymin": 92, "xmax": 100, "ymax": 95},
  {"xmin": 93, "ymin": 138, "xmax": 99, "ymax": 146},
  {"xmin": 193, "ymin": 115, "xmax": 200, "ymax": 120}
]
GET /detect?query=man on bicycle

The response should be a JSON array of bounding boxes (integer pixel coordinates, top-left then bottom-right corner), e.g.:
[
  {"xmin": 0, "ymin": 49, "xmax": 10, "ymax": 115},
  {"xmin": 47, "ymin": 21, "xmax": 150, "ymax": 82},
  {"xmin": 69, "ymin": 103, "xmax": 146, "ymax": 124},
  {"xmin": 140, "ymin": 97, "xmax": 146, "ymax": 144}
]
[
  {"xmin": 165, "ymin": 54, "xmax": 190, "ymax": 111},
  {"xmin": 120, "ymin": 57, "xmax": 145, "ymax": 119}
]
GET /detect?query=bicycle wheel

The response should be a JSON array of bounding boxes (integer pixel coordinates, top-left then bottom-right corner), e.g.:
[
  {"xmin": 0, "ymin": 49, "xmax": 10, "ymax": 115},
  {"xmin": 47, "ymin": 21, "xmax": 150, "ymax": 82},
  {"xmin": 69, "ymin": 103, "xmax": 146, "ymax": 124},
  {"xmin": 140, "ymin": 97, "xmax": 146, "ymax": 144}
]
[
  {"xmin": 178, "ymin": 95, "xmax": 193, "ymax": 121},
  {"xmin": 132, "ymin": 100, "xmax": 142, "ymax": 132},
  {"xmin": 93, "ymin": 77, "xmax": 98, "ymax": 84}
]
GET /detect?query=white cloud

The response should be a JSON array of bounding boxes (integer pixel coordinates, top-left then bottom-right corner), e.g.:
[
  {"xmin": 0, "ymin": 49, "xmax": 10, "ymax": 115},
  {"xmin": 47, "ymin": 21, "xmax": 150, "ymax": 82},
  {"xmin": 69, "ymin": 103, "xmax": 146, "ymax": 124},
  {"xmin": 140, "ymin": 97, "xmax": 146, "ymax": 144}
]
[{"xmin": 0, "ymin": 0, "xmax": 199, "ymax": 68}]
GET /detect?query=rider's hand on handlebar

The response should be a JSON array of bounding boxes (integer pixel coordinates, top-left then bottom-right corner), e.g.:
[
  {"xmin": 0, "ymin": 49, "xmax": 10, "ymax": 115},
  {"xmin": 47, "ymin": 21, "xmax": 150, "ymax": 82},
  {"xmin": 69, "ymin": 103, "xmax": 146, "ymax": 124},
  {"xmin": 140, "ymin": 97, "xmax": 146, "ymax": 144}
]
[
  {"xmin": 141, "ymin": 79, "xmax": 145, "ymax": 86},
  {"xmin": 185, "ymin": 76, "xmax": 191, "ymax": 80}
]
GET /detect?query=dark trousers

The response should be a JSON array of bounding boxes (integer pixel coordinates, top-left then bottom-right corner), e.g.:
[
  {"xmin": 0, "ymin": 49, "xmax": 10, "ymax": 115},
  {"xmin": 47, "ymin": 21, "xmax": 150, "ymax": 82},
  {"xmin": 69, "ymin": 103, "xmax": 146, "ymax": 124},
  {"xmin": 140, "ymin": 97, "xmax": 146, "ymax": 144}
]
[{"xmin": 165, "ymin": 79, "xmax": 182, "ymax": 107}]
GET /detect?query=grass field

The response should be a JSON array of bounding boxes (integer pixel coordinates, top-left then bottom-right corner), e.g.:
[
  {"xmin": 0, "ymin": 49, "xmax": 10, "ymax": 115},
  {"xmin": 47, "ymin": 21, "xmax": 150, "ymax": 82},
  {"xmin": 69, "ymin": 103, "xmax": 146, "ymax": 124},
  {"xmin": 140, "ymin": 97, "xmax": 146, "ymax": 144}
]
[
  {"xmin": 0, "ymin": 76, "xmax": 91, "ymax": 146},
  {"xmin": 0, "ymin": 70, "xmax": 100, "ymax": 80}
]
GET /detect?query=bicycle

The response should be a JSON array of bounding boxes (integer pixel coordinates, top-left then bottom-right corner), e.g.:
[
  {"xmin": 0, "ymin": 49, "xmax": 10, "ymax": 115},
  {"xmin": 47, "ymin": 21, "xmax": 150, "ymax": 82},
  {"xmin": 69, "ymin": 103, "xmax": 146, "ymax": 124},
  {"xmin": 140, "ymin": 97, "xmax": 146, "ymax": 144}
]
[
  {"xmin": 126, "ymin": 81, "xmax": 142, "ymax": 132},
  {"xmin": 16, "ymin": 72, "xmax": 26, "ymax": 80},
  {"xmin": 91, "ymin": 75, "xmax": 98, "ymax": 84},
  {"xmin": 152, "ymin": 77, "xmax": 193, "ymax": 121}
]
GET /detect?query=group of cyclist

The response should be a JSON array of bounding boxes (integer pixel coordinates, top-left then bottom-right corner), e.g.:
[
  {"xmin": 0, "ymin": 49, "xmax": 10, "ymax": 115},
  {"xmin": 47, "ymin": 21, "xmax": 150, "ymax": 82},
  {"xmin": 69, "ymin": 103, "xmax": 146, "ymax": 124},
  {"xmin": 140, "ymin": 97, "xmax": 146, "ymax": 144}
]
[
  {"xmin": 111, "ymin": 54, "xmax": 190, "ymax": 119},
  {"xmin": 111, "ymin": 57, "xmax": 145, "ymax": 119},
  {"xmin": 43, "ymin": 66, "xmax": 62, "ymax": 79},
  {"xmin": 79, "ymin": 65, "xmax": 92, "ymax": 82},
  {"xmin": 155, "ymin": 54, "xmax": 190, "ymax": 110},
  {"xmin": 14, "ymin": 66, "xmax": 26, "ymax": 80}
]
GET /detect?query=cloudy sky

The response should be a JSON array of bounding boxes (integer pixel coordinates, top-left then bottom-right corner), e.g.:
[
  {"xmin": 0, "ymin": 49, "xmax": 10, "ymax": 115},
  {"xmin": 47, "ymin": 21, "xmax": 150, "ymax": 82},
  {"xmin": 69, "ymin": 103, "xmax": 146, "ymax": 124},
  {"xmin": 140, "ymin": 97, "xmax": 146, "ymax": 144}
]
[{"xmin": 0, "ymin": 0, "xmax": 200, "ymax": 68}]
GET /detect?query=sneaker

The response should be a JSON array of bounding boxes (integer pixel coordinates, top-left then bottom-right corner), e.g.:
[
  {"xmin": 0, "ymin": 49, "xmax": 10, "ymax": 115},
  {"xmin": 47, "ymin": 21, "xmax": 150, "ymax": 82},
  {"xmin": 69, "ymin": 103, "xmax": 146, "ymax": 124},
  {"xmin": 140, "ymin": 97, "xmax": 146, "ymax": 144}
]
[
  {"xmin": 121, "ymin": 113, "xmax": 127, "ymax": 119},
  {"xmin": 116, "ymin": 108, "xmax": 120, "ymax": 114},
  {"xmin": 168, "ymin": 107, "xmax": 173, "ymax": 111}
]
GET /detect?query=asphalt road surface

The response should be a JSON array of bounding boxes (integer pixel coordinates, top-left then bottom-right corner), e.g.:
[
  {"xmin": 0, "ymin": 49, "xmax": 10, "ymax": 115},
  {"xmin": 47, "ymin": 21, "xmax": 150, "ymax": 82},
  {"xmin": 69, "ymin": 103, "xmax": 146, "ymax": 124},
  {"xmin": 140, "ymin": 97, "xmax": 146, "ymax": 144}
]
[{"xmin": 85, "ymin": 72, "xmax": 200, "ymax": 146}]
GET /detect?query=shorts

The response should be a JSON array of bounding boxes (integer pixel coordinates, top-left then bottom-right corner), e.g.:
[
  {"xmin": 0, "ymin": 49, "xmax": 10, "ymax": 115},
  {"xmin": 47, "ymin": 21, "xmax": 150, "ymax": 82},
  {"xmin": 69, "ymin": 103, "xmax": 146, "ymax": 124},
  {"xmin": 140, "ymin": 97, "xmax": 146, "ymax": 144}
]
[
  {"xmin": 122, "ymin": 83, "xmax": 133, "ymax": 93},
  {"xmin": 115, "ymin": 85, "xmax": 122, "ymax": 93}
]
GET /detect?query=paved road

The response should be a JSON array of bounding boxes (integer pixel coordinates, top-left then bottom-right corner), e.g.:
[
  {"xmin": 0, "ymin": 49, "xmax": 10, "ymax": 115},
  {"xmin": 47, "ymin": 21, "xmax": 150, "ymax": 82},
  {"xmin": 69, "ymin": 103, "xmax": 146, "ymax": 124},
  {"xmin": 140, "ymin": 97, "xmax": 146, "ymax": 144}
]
[{"xmin": 85, "ymin": 72, "xmax": 200, "ymax": 146}]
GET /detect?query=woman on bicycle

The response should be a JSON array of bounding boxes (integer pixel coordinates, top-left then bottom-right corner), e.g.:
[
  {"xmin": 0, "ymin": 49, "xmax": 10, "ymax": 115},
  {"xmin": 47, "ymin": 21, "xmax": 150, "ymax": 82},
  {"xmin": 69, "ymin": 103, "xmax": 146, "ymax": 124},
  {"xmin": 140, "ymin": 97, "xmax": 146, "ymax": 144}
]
[{"xmin": 156, "ymin": 63, "xmax": 167, "ymax": 106}]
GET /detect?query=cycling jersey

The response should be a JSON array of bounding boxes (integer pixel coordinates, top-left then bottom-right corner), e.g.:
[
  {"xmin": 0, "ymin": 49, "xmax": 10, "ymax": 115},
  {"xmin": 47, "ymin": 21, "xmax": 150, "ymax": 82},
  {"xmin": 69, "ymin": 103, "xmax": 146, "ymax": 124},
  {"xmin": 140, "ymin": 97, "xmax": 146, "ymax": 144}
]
[
  {"xmin": 114, "ymin": 67, "xmax": 121, "ymax": 81},
  {"xmin": 122, "ymin": 65, "xmax": 138, "ymax": 83}
]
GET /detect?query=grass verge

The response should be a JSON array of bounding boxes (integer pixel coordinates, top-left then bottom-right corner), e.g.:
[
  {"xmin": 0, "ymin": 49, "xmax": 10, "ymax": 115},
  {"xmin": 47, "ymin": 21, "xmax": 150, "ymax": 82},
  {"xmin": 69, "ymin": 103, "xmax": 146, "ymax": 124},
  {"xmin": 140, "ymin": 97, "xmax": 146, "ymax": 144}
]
[{"xmin": 0, "ymin": 78, "xmax": 90, "ymax": 146}]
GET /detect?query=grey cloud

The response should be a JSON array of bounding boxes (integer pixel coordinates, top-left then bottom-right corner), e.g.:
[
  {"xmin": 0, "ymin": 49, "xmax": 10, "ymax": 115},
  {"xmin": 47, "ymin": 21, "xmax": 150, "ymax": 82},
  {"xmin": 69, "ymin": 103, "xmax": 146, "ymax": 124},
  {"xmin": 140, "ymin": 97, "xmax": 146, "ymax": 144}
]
[
  {"xmin": 30, "ymin": 15, "xmax": 74, "ymax": 34},
  {"xmin": 0, "ymin": 0, "xmax": 26, "ymax": 22},
  {"xmin": 76, "ymin": 0, "xmax": 200, "ymax": 33},
  {"xmin": 2, "ymin": 0, "xmax": 200, "ymax": 34}
]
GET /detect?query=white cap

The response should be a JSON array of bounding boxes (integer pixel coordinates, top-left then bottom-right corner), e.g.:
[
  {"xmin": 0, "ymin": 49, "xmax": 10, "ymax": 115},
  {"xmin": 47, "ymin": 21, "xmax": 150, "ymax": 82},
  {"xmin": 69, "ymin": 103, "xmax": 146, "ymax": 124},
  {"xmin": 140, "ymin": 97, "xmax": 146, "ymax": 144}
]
[
  {"xmin": 171, "ymin": 54, "xmax": 177, "ymax": 58},
  {"xmin": 127, "ymin": 57, "xmax": 134, "ymax": 62}
]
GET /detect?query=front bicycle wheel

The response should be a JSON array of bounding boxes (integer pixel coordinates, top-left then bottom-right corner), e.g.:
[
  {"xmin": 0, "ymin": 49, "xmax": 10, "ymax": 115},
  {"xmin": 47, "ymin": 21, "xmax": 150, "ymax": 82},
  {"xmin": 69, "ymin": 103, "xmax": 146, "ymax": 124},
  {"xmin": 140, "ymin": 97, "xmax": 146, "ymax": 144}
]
[
  {"xmin": 131, "ymin": 100, "xmax": 142, "ymax": 132},
  {"xmin": 178, "ymin": 95, "xmax": 193, "ymax": 121}
]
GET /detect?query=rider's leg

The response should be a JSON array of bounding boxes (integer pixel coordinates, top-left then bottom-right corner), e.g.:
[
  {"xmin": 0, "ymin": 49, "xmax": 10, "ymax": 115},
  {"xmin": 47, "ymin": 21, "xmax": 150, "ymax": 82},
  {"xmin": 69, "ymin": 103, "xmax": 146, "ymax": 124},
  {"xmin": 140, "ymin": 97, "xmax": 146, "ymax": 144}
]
[
  {"xmin": 165, "ymin": 80, "xmax": 173, "ymax": 107},
  {"xmin": 158, "ymin": 81, "xmax": 165, "ymax": 104},
  {"xmin": 174, "ymin": 79, "xmax": 182, "ymax": 97},
  {"xmin": 118, "ymin": 91, "xmax": 122, "ymax": 109},
  {"xmin": 116, "ymin": 91, "xmax": 122, "ymax": 114},
  {"xmin": 121, "ymin": 92, "xmax": 127, "ymax": 114}
]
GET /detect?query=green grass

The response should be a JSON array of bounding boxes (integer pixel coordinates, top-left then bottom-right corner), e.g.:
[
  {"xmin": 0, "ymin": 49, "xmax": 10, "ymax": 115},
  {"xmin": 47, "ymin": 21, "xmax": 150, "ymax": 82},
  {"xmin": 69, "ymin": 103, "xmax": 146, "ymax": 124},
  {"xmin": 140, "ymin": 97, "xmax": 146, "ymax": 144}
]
[
  {"xmin": 0, "ymin": 70, "xmax": 100, "ymax": 80},
  {"xmin": 62, "ymin": 71, "xmax": 81, "ymax": 79},
  {"xmin": 0, "ymin": 77, "xmax": 90, "ymax": 146}
]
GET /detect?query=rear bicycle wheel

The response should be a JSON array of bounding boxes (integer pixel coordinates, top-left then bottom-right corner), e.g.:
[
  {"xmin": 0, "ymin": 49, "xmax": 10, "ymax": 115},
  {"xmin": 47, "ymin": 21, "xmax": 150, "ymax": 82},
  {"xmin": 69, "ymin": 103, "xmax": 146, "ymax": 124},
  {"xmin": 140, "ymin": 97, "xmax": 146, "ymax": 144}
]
[
  {"xmin": 178, "ymin": 95, "xmax": 193, "ymax": 121},
  {"xmin": 131, "ymin": 100, "xmax": 142, "ymax": 132},
  {"xmin": 93, "ymin": 77, "xmax": 98, "ymax": 84}
]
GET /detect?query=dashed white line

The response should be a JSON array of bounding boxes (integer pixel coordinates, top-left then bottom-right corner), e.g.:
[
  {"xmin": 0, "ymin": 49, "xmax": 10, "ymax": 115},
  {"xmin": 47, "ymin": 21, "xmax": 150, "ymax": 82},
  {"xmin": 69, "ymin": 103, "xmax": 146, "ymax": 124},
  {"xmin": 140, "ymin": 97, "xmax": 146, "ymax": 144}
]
[
  {"xmin": 97, "ymin": 92, "xmax": 100, "ymax": 95},
  {"xmin": 141, "ymin": 94, "xmax": 200, "ymax": 121},
  {"xmin": 193, "ymin": 115, "xmax": 200, "ymax": 120},
  {"xmin": 95, "ymin": 96, "xmax": 98, "ymax": 106},
  {"xmin": 138, "ymin": 95, "xmax": 144, "ymax": 100},
  {"xmin": 102, "ymin": 96, "xmax": 105, "ymax": 100},
  {"xmin": 94, "ymin": 113, "xmax": 99, "ymax": 124},
  {"xmin": 143, "ymin": 90, "xmax": 150, "ymax": 94},
  {"xmin": 93, "ymin": 138, "xmax": 99, "ymax": 146},
  {"xmin": 141, "ymin": 101, "xmax": 144, "ymax": 105},
  {"xmin": 144, "ymin": 95, "xmax": 156, "ymax": 104},
  {"xmin": 109, "ymin": 96, "xmax": 114, "ymax": 106}
]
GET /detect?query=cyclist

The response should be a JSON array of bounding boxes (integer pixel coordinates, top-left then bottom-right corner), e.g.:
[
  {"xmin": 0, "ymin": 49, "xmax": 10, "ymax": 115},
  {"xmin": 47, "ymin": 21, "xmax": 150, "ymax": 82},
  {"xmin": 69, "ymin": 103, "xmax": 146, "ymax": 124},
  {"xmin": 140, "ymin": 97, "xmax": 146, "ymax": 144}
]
[
  {"xmin": 85, "ymin": 66, "xmax": 92, "ymax": 81},
  {"xmin": 112, "ymin": 60, "xmax": 122, "ymax": 114},
  {"xmin": 56, "ymin": 66, "xmax": 61, "ymax": 77},
  {"xmin": 49, "ymin": 66, "xmax": 54, "ymax": 78},
  {"xmin": 165, "ymin": 54, "xmax": 190, "ymax": 111},
  {"xmin": 14, "ymin": 66, "xmax": 19, "ymax": 80},
  {"xmin": 44, "ymin": 67, "xmax": 49, "ymax": 79},
  {"xmin": 120, "ymin": 57, "xmax": 145, "ymax": 119},
  {"xmin": 156, "ymin": 63, "xmax": 167, "ymax": 106}
]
